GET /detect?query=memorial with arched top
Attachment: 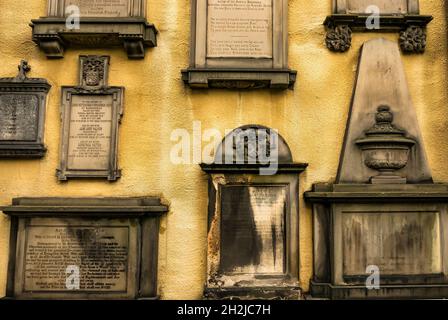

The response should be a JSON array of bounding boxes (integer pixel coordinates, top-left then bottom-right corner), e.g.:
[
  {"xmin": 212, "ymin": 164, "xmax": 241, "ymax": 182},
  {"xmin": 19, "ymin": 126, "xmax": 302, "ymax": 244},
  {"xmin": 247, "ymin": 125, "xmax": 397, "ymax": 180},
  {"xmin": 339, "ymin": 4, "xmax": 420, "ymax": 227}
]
[{"xmin": 201, "ymin": 125, "xmax": 307, "ymax": 299}]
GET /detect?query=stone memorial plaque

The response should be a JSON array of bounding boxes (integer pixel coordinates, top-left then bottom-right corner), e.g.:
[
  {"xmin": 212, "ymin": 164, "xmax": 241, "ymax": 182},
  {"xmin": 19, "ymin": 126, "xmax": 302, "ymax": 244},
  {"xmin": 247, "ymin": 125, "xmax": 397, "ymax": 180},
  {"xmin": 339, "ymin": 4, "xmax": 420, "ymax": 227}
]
[
  {"xmin": 0, "ymin": 95, "xmax": 39, "ymax": 141},
  {"xmin": 4, "ymin": 197, "xmax": 168, "ymax": 300},
  {"xmin": 347, "ymin": 0, "xmax": 408, "ymax": 14},
  {"xmin": 207, "ymin": 0, "xmax": 273, "ymax": 58},
  {"xmin": 220, "ymin": 185, "xmax": 286, "ymax": 274},
  {"xmin": 65, "ymin": 0, "xmax": 129, "ymax": 17},
  {"xmin": 24, "ymin": 225, "xmax": 129, "ymax": 292},
  {"xmin": 342, "ymin": 211, "xmax": 442, "ymax": 276},
  {"xmin": 67, "ymin": 95, "xmax": 113, "ymax": 171},
  {"xmin": 0, "ymin": 61, "xmax": 50, "ymax": 158},
  {"xmin": 58, "ymin": 56, "xmax": 123, "ymax": 181}
]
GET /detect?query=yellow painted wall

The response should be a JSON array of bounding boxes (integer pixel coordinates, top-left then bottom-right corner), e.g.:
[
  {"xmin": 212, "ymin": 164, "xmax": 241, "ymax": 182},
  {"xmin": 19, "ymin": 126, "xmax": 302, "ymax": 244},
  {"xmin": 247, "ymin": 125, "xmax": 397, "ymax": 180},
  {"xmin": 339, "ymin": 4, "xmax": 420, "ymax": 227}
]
[{"xmin": 0, "ymin": 0, "xmax": 447, "ymax": 299}]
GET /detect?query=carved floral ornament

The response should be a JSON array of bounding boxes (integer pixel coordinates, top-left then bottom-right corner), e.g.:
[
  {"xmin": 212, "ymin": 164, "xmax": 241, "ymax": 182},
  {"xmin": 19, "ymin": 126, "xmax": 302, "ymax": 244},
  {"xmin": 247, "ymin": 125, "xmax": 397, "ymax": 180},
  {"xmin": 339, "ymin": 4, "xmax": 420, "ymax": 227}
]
[{"xmin": 324, "ymin": 0, "xmax": 433, "ymax": 53}]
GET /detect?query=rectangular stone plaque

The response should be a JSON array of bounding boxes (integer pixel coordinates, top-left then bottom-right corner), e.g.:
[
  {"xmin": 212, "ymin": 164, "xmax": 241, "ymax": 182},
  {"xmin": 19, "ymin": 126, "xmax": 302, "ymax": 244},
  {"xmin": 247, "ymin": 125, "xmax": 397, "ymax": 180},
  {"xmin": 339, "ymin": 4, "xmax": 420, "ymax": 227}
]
[
  {"xmin": 65, "ymin": 0, "xmax": 129, "ymax": 17},
  {"xmin": 67, "ymin": 95, "xmax": 113, "ymax": 171},
  {"xmin": 342, "ymin": 211, "xmax": 442, "ymax": 275},
  {"xmin": 347, "ymin": 0, "xmax": 408, "ymax": 14},
  {"xmin": 24, "ymin": 225, "xmax": 129, "ymax": 292},
  {"xmin": 220, "ymin": 185, "xmax": 286, "ymax": 274},
  {"xmin": 0, "ymin": 94, "xmax": 39, "ymax": 141},
  {"xmin": 207, "ymin": 0, "xmax": 273, "ymax": 58}
]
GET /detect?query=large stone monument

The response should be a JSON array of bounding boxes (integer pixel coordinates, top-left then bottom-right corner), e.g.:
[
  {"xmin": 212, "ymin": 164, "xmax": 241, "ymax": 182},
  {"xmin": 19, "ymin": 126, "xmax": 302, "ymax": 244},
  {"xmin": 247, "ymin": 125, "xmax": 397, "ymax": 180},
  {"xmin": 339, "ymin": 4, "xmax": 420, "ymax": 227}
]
[
  {"xmin": 0, "ymin": 61, "xmax": 51, "ymax": 158},
  {"xmin": 201, "ymin": 125, "xmax": 307, "ymax": 299},
  {"xmin": 305, "ymin": 39, "xmax": 448, "ymax": 299},
  {"xmin": 182, "ymin": 0, "xmax": 296, "ymax": 89},
  {"xmin": 31, "ymin": 0, "xmax": 157, "ymax": 59},
  {"xmin": 2, "ymin": 197, "xmax": 168, "ymax": 300},
  {"xmin": 57, "ymin": 56, "xmax": 124, "ymax": 181}
]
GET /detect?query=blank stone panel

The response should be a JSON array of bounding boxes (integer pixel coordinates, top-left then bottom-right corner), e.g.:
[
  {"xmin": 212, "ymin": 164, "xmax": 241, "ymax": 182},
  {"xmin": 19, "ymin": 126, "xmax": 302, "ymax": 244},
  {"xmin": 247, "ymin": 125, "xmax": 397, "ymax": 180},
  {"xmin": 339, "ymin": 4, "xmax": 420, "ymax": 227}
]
[{"xmin": 342, "ymin": 211, "xmax": 442, "ymax": 276}]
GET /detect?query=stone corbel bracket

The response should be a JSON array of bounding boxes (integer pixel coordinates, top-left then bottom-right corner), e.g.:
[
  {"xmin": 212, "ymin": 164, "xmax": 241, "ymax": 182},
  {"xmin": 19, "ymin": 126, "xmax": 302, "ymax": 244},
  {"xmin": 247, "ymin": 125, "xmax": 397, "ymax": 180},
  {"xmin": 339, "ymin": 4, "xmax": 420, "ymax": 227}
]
[
  {"xmin": 31, "ymin": 0, "xmax": 157, "ymax": 59},
  {"xmin": 324, "ymin": 13, "xmax": 433, "ymax": 53}
]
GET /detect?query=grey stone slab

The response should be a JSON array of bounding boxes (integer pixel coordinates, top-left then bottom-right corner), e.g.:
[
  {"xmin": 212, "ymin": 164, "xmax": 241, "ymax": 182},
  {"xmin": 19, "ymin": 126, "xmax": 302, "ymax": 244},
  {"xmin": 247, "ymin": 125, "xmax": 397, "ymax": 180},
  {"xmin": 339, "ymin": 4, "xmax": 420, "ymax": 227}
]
[
  {"xmin": 183, "ymin": 0, "xmax": 296, "ymax": 89},
  {"xmin": 2, "ymin": 197, "xmax": 168, "ymax": 300},
  {"xmin": 0, "ymin": 61, "xmax": 51, "ymax": 158}
]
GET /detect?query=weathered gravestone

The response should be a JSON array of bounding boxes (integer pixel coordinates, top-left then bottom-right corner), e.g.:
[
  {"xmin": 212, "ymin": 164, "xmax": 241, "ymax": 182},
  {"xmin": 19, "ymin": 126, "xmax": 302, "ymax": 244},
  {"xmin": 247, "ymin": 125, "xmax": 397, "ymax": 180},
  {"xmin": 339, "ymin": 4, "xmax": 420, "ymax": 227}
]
[
  {"xmin": 305, "ymin": 39, "xmax": 448, "ymax": 299},
  {"xmin": 0, "ymin": 61, "xmax": 51, "ymax": 158},
  {"xmin": 182, "ymin": 0, "xmax": 296, "ymax": 89},
  {"xmin": 200, "ymin": 125, "xmax": 308, "ymax": 299},
  {"xmin": 57, "ymin": 56, "xmax": 124, "ymax": 181},
  {"xmin": 3, "ymin": 197, "xmax": 168, "ymax": 300}
]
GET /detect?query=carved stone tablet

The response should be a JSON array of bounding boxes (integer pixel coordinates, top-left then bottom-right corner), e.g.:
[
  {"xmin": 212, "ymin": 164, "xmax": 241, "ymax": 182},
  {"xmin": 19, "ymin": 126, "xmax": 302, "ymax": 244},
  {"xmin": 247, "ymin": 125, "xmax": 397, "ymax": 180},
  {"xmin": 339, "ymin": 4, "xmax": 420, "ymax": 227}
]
[
  {"xmin": 3, "ymin": 197, "xmax": 168, "ymax": 300},
  {"xmin": 57, "ymin": 56, "xmax": 123, "ymax": 181},
  {"xmin": 67, "ymin": 95, "xmax": 113, "ymax": 171},
  {"xmin": 24, "ymin": 225, "xmax": 130, "ymax": 292},
  {"xmin": 0, "ymin": 61, "xmax": 51, "ymax": 158},
  {"xmin": 0, "ymin": 95, "xmax": 39, "ymax": 141},
  {"xmin": 207, "ymin": 0, "xmax": 273, "ymax": 58},
  {"xmin": 65, "ymin": 0, "xmax": 129, "ymax": 17},
  {"xmin": 220, "ymin": 186, "xmax": 286, "ymax": 274},
  {"xmin": 182, "ymin": 0, "xmax": 296, "ymax": 89}
]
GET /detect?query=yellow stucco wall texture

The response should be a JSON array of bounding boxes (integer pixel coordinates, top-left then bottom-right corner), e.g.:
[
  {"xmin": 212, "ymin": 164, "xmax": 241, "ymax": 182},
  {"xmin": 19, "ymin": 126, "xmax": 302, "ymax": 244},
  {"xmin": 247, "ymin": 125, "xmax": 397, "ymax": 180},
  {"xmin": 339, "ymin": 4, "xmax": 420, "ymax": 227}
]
[{"xmin": 0, "ymin": 0, "xmax": 447, "ymax": 299}]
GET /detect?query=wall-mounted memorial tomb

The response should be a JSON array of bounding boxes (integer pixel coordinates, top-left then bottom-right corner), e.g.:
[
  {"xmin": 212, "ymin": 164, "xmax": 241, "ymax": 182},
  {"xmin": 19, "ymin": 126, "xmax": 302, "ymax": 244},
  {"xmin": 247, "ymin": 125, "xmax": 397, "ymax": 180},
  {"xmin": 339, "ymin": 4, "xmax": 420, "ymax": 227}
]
[
  {"xmin": 305, "ymin": 39, "xmax": 448, "ymax": 299},
  {"xmin": 182, "ymin": 0, "xmax": 296, "ymax": 89},
  {"xmin": 2, "ymin": 197, "xmax": 168, "ymax": 299},
  {"xmin": 325, "ymin": 0, "xmax": 432, "ymax": 53},
  {"xmin": 200, "ymin": 125, "xmax": 308, "ymax": 299},
  {"xmin": 0, "ymin": 61, "xmax": 51, "ymax": 158},
  {"xmin": 57, "ymin": 56, "xmax": 124, "ymax": 181},
  {"xmin": 31, "ymin": 0, "xmax": 157, "ymax": 59}
]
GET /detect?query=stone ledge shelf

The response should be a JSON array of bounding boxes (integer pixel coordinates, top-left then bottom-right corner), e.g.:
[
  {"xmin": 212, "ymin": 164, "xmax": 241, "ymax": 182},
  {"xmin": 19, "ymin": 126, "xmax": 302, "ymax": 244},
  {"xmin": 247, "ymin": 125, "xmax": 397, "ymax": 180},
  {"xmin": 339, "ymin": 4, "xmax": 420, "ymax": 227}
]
[
  {"xmin": 181, "ymin": 68, "xmax": 297, "ymax": 90},
  {"xmin": 31, "ymin": 18, "xmax": 157, "ymax": 59}
]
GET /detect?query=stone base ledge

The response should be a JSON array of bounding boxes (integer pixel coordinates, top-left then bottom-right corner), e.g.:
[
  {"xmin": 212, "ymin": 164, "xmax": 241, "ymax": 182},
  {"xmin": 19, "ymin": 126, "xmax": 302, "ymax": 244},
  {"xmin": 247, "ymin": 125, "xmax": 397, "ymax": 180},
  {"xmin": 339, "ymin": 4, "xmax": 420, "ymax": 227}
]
[
  {"xmin": 182, "ymin": 68, "xmax": 297, "ymax": 89},
  {"xmin": 30, "ymin": 18, "xmax": 158, "ymax": 59}
]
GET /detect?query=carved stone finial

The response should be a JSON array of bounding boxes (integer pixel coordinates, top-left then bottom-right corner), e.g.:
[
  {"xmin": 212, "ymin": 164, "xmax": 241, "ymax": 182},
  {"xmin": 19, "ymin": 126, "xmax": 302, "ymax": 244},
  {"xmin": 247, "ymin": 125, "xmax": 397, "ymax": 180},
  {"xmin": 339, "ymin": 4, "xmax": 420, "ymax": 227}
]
[
  {"xmin": 356, "ymin": 105, "xmax": 416, "ymax": 184},
  {"xmin": 326, "ymin": 25, "xmax": 352, "ymax": 53},
  {"xmin": 14, "ymin": 60, "xmax": 31, "ymax": 82},
  {"xmin": 399, "ymin": 26, "xmax": 427, "ymax": 53}
]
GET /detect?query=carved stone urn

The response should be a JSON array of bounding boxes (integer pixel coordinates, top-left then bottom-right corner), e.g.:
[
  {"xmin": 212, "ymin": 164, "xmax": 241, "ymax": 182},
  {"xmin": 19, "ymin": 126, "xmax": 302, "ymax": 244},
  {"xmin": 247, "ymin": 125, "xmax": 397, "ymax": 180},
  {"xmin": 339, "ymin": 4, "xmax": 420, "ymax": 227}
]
[{"xmin": 356, "ymin": 105, "xmax": 416, "ymax": 184}]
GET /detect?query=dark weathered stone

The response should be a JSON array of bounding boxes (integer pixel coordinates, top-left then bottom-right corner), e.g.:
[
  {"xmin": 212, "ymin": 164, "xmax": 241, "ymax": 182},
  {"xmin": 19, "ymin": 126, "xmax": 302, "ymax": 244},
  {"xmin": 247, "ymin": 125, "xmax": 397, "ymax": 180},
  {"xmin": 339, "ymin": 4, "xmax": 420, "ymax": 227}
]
[
  {"xmin": 0, "ymin": 61, "xmax": 51, "ymax": 158},
  {"xmin": 2, "ymin": 197, "xmax": 168, "ymax": 300},
  {"xmin": 201, "ymin": 125, "xmax": 307, "ymax": 299}
]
